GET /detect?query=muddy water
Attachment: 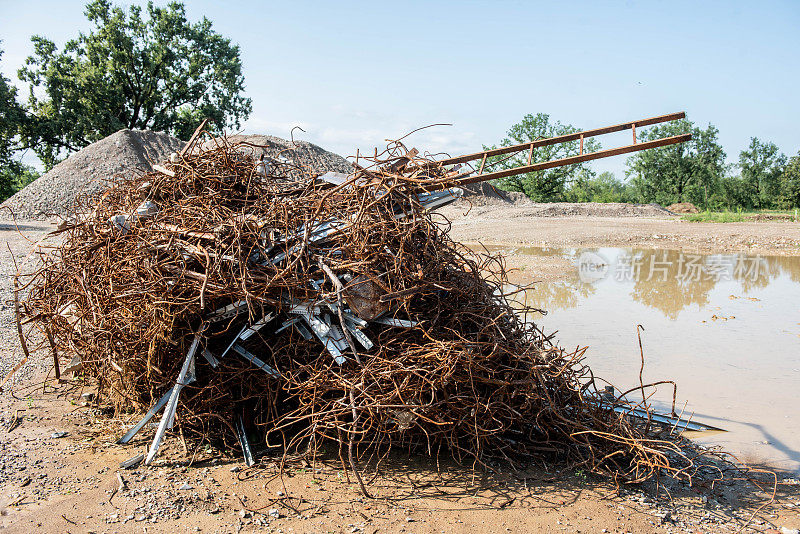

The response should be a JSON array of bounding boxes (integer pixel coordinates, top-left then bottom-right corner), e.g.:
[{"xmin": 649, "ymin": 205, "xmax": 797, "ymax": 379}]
[{"xmin": 504, "ymin": 246, "xmax": 800, "ymax": 474}]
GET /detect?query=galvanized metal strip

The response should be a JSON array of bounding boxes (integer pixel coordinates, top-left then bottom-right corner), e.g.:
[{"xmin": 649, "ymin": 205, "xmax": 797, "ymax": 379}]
[
  {"xmin": 275, "ymin": 317, "xmax": 301, "ymax": 334},
  {"xmin": 239, "ymin": 313, "xmax": 275, "ymax": 341},
  {"xmin": 145, "ymin": 332, "xmax": 202, "ymax": 465},
  {"xmin": 206, "ymin": 300, "xmax": 248, "ymax": 322},
  {"xmin": 293, "ymin": 322, "xmax": 313, "ymax": 340},
  {"xmin": 201, "ymin": 348, "xmax": 220, "ymax": 368},
  {"xmin": 117, "ymin": 386, "xmax": 175, "ymax": 444},
  {"xmin": 232, "ymin": 344, "xmax": 281, "ymax": 379},
  {"xmin": 344, "ymin": 318, "xmax": 373, "ymax": 350},
  {"xmin": 235, "ymin": 414, "xmax": 255, "ymax": 467},
  {"xmin": 372, "ymin": 317, "xmax": 419, "ymax": 328}
]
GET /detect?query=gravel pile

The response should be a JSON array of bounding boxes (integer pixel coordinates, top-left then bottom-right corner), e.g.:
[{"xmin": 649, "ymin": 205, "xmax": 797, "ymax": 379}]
[
  {"xmin": 460, "ymin": 182, "xmax": 529, "ymax": 205},
  {"xmin": 445, "ymin": 198, "xmax": 674, "ymax": 218},
  {"xmin": 517, "ymin": 202, "xmax": 675, "ymax": 218},
  {"xmin": 200, "ymin": 134, "xmax": 352, "ymax": 176},
  {"xmin": 667, "ymin": 202, "xmax": 698, "ymax": 214},
  {"xmin": 1, "ymin": 129, "xmax": 185, "ymax": 220},
  {"xmin": 1, "ymin": 131, "xmax": 354, "ymax": 221},
  {"xmin": 454, "ymin": 182, "xmax": 674, "ymax": 218}
]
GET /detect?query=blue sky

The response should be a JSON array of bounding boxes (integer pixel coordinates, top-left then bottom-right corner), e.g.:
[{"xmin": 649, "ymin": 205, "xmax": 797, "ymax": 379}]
[{"xmin": 1, "ymin": 0, "xmax": 798, "ymax": 177}]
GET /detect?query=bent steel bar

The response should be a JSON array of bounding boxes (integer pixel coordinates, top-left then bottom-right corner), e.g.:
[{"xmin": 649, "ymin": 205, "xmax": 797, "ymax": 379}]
[{"xmin": 436, "ymin": 111, "xmax": 687, "ymax": 167}]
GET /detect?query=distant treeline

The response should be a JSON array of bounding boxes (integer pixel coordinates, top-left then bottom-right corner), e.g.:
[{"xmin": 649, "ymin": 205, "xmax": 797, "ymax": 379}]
[{"xmin": 486, "ymin": 114, "xmax": 800, "ymax": 210}]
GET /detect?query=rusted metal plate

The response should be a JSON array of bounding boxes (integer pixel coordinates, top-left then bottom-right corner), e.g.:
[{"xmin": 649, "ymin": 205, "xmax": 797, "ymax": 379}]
[{"xmin": 343, "ymin": 275, "xmax": 388, "ymax": 321}]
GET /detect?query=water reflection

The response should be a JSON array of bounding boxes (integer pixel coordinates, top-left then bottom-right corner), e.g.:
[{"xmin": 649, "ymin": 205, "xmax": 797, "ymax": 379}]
[
  {"xmin": 523, "ymin": 278, "xmax": 596, "ymax": 311},
  {"xmin": 627, "ymin": 250, "xmax": 718, "ymax": 320},
  {"xmin": 509, "ymin": 246, "xmax": 800, "ymax": 473},
  {"xmin": 520, "ymin": 248, "xmax": 800, "ymax": 320}
]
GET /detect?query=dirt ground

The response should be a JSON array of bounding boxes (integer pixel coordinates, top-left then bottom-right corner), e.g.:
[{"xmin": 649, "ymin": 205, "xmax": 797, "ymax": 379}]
[
  {"xmin": 440, "ymin": 206, "xmax": 800, "ymax": 256},
  {"xmin": 1, "ymin": 215, "xmax": 800, "ymax": 533}
]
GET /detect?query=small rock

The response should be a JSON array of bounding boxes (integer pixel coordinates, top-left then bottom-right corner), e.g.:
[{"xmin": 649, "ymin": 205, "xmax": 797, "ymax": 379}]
[
  {"xmin": 178, "ymin": 482, "xmax": 193, "ymax": 490},
  {"xmin": 230, "ymin": 466, "xmax": 241, "ymax": 473},
  {"xmin": 51, "ymin": 431, "xmax": 69, "ymax": 439},
  {"xmin": 268, "ymin": 508, "xmax": 280, "ymax": 519},
  {"xmin": 781, "ymin": 528, "xmax": 800, "ymax": 534},
  {"xmin": 656, "ymin": 511, "xmax": 673, "ymax": 524}
]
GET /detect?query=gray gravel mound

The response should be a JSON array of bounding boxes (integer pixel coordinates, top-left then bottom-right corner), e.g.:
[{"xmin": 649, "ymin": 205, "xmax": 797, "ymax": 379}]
[
  {"xmin": 199, "ymin": 134, "xmax": 352, "ymax": 178},
  {"xmin": 1, "ymin": 129, "xmax": 184, "ymax": 220},
  {"xmin": 2, "ymin": 131, "xmax": 354, "ymax": 221},
  {"xmin": 456, "ymin": 185, "xmax": 672, "ymax": 217},
  {"xmin": 460, "ymin": 182, "xmax": 529, "ymax": 205},
  {"xmin": 512, "ymin": 202, "xmax": 673, "ymax": 218},
  {"xmin": 442, "ymin": 199, "xmax": 674, "ymax": 218}
]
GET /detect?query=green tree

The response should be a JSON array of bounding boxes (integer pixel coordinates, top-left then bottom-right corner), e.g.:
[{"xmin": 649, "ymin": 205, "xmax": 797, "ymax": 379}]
[
  {"xmin": 483, "ymin": 113, "xmax": 601, "ymax": 201},
  {"xmin": 779, "ymin": 151, "xmax": 800, "ymax": 209},
  {"xmin": 18, "ymin": 0, "xmax": 252, "ymax": 168},
  {"xmin": 626, "ymin": 119, "xmax": 726, "ymax": 208},
  {"xmin": 738, "ymin": 137, "xmax": 786, "ymax": 209},
  {"xmin": 707, "ymin": 174, "xmax": 748, "ymax": 210},
  {"xmin": 0, "ymin": 44, "xmax": 32, "ymax": 201},
  {"xmin": 566, "ymin": 171, "xmax": 633, "ymax": 203}
]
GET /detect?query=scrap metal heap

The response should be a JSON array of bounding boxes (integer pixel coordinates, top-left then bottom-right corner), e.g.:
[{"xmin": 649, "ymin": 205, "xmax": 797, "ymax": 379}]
[{"xmin": 20, "ymin": 122, "xmax": 701, "ymax": 487}]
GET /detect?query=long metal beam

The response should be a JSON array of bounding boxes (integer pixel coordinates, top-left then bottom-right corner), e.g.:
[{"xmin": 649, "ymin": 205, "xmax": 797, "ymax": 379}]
[
  {"xmin": 436, "ymin": 111, "xmax": 686, "ymax": 167},
  {"xmin": 446, "ymin": 134, "xmax": 690, "ymax": 188}
]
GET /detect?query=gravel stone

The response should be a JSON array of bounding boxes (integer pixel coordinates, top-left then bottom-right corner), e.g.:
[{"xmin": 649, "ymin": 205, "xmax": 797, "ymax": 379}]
[
  {"xmin": 1, "ymin": 129, "xmax": 184, "ymax": 220},
  {"xmin": 198, "ymin": 134, "xmax": 352, "ymax": 178}
]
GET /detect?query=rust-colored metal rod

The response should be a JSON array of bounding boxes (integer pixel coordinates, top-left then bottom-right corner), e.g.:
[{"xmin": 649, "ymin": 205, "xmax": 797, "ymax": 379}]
[
  {"xmin": 447, "ymin": 133, "xmax": 691, "ymax": 188},
  {"xmin": 437, "ymin": 111, "xmax": 686, "ymax": 166}
]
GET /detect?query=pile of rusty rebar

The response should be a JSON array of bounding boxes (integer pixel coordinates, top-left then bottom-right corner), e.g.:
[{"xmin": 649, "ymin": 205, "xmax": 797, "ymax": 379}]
[{"xmin": 19, "ymin": 130, "xmax": 697, "ymax": 487}]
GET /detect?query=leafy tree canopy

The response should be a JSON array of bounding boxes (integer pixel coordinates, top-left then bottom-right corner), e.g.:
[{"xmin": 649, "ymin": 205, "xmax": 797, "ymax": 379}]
[
  {"xmin": 626, "ymin": 119, "xmax": 726, "ymax": 207},
  {"xmin": 18, "ymin": 0, "xmax": 252, "ymax": 168},
  {"xmin": 738, "ymin": 137, "xmax": 786, "ymax": 209},
  {"xmin": 779, "ymin": 151, "xmax": 800, "ymax": 209},
  {"xmin": 0, "ymin": 44, "xmax": 32, "ymax": 200},
  {"xmin": 484, "ymin": 113, "xmax": 601, "ymax": 202},
  {"xmin": 566, "ymin": 171, "xmax": 632, "ymax": 203}
]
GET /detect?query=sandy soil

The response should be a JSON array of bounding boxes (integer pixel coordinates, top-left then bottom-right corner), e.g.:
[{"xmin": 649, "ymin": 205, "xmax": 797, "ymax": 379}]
[
  {"xmin": 1, "ymin": 216, "xmax": 800, "ymax": 533},
  {"xmin": 440, "ymin": 207, "xmax": 800, "ymax": 256},
  {"xmin": 2, "ymin": 380, "xmax": 798, "ymax": 534}
]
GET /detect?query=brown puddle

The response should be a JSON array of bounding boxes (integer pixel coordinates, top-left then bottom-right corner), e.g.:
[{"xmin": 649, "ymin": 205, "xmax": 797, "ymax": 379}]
[{"xmin": 498, "ymin": 247, "xmax": 800, "ymax": 474}]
